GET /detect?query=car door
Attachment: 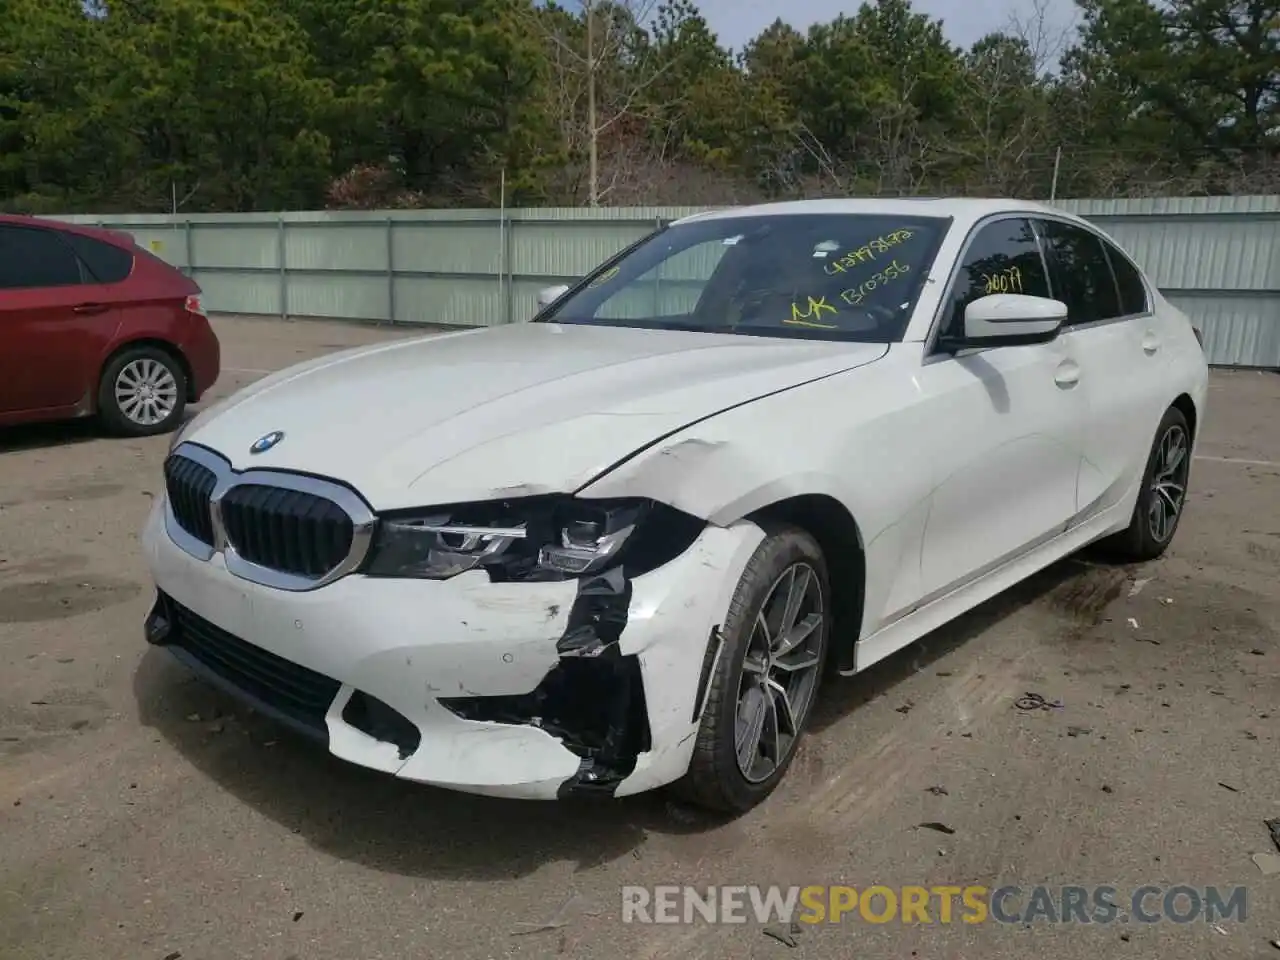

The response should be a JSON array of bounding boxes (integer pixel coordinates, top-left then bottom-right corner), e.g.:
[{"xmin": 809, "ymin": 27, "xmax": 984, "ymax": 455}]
[
  {"xmin": 0, "ymin": 223, "xmax": 121, "ymax": 414},
  {"xmin": 912, "ymin": 216, "xmax": 1085, "ymax": 602},
  {"xmin": 1034, "ymin": 218, "xmax": 1166, "ymax": 523}
]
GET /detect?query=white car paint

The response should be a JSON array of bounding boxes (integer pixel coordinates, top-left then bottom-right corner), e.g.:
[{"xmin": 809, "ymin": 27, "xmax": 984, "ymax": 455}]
[
  {"xmin": 179, "ymin": 322, "xmax": 888, "ymax": 508},
  {"xmin": 142, "ymin": 197, "xmax": 1209, "ymax": 803}
]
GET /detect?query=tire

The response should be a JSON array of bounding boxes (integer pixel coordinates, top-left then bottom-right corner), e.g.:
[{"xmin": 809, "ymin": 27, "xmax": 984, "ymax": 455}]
[
  {"xmin": 1101, "ymin": 405, "xmax": 1193, "ymax": 562},
  {"xmin": 672, "ymin": 526, "xmax": 831, "ymax": 814},
  {"xmin": 97, "ymin": 345, "xmax": 188, "ymax": 437}
]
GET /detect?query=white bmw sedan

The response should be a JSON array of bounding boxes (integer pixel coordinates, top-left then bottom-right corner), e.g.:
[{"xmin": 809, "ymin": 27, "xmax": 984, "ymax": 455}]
[{"xmin": 142, "ymin": 199, "xmax": 1208, "ymax": 812}]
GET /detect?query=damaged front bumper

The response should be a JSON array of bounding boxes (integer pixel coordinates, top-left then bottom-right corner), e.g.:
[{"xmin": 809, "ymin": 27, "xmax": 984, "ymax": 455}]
[{"xmin": 140, "ymin": 499, "xmax": 764, "ymax": 799}]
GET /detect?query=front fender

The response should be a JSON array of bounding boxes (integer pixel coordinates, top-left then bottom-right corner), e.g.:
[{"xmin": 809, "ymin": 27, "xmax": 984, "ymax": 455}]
[
  {"xmin": 581, "ymin": 441, "xmax": 847, "ymax": 529},
  {"xmin": 581, "ymin": 430, "xmax": 928, "ymax": 644},
  {"xmin": 577, "ymin": 351, "xmax": 937, "ymax": 641}
]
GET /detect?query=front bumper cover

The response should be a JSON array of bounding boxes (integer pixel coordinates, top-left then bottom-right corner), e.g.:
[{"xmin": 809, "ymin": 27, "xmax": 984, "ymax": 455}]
[{"xmin": 141, "ymin": 498, "xmax": 764, "ymax": 799}]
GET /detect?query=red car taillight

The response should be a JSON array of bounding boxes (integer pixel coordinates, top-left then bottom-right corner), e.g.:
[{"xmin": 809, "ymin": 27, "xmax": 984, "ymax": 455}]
[{"xmin": 185, "ymin": 294, "xmax": 206, "ymax": 317}]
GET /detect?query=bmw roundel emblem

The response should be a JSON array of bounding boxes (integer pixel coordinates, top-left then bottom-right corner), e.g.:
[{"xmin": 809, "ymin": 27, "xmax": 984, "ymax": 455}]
[{"xmin": 250, "ymin": 431, "xmax": 285, "ymax": 455}]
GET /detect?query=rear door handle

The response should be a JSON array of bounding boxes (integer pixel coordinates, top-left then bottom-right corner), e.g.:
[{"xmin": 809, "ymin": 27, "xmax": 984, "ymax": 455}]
[
  {"xmin": 1054, "ymin": 359, "xmax": 1080, "ymax": 388},
  {"xmin": 73, "ymin": 303, "xmax": 109, "ymax": 315},
  {"xmin": 1142, "ymin": 331, "xmax": 1160, "ymax": 355}
]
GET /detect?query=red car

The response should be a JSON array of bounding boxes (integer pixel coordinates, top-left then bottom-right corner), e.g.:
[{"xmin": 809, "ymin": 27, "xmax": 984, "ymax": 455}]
[{"xmin": 0, "ymin": 214, "xmax": 220, "ymax": 437}]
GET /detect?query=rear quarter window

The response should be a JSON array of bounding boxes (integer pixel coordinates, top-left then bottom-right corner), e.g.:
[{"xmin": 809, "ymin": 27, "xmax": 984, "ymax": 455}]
[
  {"xmin": 61, "ymin": 232, "xmax": 135, "ymax": 284},
  {"xmin": 1105, "ymin": 245, "xmax": 1150, "ymax": 316}
]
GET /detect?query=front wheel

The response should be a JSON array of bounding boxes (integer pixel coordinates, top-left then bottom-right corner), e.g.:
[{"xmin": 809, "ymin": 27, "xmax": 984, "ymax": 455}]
[
  {"xmin": 97, "ymin": 346, "xmax": 188, "ymax": 437},
  {"xmin": 672, "ymin": 526, "xmax": 831, "ymax": 814},
  {"xmin": 1102, "ymin": 405, "xmax": 1192, "ymax": 562}
]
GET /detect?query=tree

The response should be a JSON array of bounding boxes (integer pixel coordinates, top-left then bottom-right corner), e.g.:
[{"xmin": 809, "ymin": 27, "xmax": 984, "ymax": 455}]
[
  {"xmin": 4, "ymin": 0, "xmax": 1279, "ymax": 212},
  {"xmin": 0, "ymin": 0, "xmax": 114, "ymax": 211},
  {"xmin": 284, "ymin": 0, "xmax": 549, "ymax": 206},
  {"xmin": 1061, "ymin": 0, "xmax": 1280, "ymax": 193},
  {"xmin": 523, "ymin": 0, "xmax": 695, "ymax": 205},
  {"xmin": 90, "ymin": 0, "xmax": 333, "ymax": 211},
  {"xmin": 954, "ymin": 33, "xmax": 1054, "ymax": 196}
]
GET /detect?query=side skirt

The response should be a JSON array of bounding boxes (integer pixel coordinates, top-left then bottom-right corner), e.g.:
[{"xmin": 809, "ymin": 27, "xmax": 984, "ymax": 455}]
[{"xmin": 845, "ymin": 501, "xmax": 1131, "ymax": 676}]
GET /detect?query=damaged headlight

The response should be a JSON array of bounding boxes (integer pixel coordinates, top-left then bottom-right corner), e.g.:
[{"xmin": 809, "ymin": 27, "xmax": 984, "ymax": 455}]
[{"xmin": 364, "ymin": 497, "xmax": 665, "ymax": 582}]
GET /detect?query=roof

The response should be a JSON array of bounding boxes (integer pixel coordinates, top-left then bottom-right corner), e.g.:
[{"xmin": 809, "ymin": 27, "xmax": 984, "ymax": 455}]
[
  {"xmin": 670, "ymin": 197, "xmax": 1077, "ymax": 227},
  {"xmin": 0, "ymin": 213, "xmax": 135, "ymax": 246}
]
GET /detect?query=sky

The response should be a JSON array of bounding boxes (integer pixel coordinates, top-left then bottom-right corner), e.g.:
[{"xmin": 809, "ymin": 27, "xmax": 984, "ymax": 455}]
[{"xmin": 689, "ymin": 0, "xmax": 1081, "ymax": 54}]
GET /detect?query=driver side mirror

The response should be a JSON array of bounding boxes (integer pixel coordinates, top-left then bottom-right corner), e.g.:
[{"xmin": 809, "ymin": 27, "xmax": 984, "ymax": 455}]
[
  {"xmin": 537, "ymin": 284, "xmax": 570, "ymax": 309},
  {"xmin": 941, "ymin": 294, "xmax": 1068, "ymax": 351}
]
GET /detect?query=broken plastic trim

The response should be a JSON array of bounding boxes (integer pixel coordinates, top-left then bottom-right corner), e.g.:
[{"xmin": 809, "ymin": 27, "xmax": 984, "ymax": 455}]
[
  {"xmin": 557, "ymin": 565, "xmax": 632, "ymax": 657},
  {"xmin": 691, "ymin": 626, "xmax": 724, "ymax": 723},
  {"xmin": 342, "ymin": 690, "xmax": 422, "ymax": 760},
  {"xmin": 439, "ymin": 565, "xmax": 652, "ymax": 797}
]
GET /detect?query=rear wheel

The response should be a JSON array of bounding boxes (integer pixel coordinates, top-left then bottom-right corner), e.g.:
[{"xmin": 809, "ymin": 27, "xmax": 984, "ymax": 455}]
[
  {"xmin": 1102, "ymin": 405, "xmax": 1192, "ymax": 562},
  {"xmin": 97, "ymin": 346, "xmax": 187, "ymax": 437},
  {"xmin": 673, "ymin": 527, "xmax": 831, "ymax": 814}
]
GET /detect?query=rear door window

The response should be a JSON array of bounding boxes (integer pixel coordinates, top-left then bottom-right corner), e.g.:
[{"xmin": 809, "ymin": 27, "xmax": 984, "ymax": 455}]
[
  {"xmin": 1037, "ymin": 220, "xmax": 1123, "ymax": 325},
  {"xmin": 0, "ymin": 225, "xmax": 85, "ymax": 290},
  {"xmin": 62, "ymin": 232, "xmax": 135, "ymax": 284}
]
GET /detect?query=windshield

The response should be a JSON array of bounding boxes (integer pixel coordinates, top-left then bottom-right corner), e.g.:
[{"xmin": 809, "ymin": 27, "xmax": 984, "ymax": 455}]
[{"xmin": 537, "ymin": 213, "xmax": 951, "ymax": 342}]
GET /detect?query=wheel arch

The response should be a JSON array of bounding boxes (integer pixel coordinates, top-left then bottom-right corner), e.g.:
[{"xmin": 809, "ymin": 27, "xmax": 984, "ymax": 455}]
[
  {"xmin": 747, "ymin": 493, "xmax": 866, "ymax": 673},
  {"xmin": 1170, "ymin": 392, "xmax": 1198, "ymax": 445},
  {"xmin": 96, "ymin": 338, "xmax": 196, "ymax": 410}
]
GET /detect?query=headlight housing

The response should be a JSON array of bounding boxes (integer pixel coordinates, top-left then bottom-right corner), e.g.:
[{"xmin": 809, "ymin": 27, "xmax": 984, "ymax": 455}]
[{"xmin": 364, "ymin": 496, "xmax": 702, "ymax": 582}]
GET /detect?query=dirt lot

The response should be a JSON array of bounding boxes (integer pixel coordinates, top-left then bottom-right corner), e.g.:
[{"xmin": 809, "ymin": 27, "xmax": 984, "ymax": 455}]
[{"xmin": 1, "ymin": 315, "xmax": 1278, "ymax": 960}]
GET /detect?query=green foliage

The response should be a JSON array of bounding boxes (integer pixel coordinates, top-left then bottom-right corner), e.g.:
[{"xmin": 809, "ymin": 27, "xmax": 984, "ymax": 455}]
[
  {"xmin": 96, "ymin": 0, "xmax": 334, "ymax": 211},
  {"xmin": 1, "ymin": 0, "xmax": 1276, "ymax": 211},
  {"xmin": 0, "ymin": 0, "xmax": 110, "ymax": 210}
]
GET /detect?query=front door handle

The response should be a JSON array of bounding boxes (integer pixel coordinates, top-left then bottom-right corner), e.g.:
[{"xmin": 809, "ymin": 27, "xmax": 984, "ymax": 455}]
[
  {"xmin": 73, "ymin": 303, "xmax": 109, "ymax": 315},
  {"xmin": 1142, "ymin": 331, "xmax": 1160, "ymax": 355},
  {"xmin": 1054, "ymin": 360, "xmax": 1080, "ymax": 388}
]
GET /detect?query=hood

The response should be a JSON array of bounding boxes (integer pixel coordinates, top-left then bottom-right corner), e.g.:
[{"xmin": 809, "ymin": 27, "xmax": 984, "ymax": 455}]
[{"xmin": 182, "ymin": 322, "xmax": 887, "ymax": 509}]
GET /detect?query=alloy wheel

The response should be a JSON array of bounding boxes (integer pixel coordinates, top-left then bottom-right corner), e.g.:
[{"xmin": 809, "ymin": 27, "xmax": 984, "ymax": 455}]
[
  {"xmin": 115, "ymin": 358, "xmax": 179, "ymax": 427},
  {"xmin": 734, "ymin": 562, "xmax": 826, "ymax": 784},
  {"xmin": 1148, "ymin": 423, "xmax": 1189, "ymax": 543}
]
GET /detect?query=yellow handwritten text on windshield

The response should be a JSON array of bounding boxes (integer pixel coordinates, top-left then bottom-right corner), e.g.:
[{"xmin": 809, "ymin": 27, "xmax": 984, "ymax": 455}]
[
  {"xmin": 839, "ymin": 260, "xmax": 910, "ymax": 306},
  {"xmin": 824, "ymin": 229, "xmax": 914, "ymax": 275},
  {"xmin": 785, "ymin": 296, "xmax": 839, "ymax": 329},
  {"xmin": 981, "ymin": 266, "xmax": 1024, "ymax": 295},
  {"xmin": 588, "ymin": 266, "xmax": 620, "ymax": 288}
]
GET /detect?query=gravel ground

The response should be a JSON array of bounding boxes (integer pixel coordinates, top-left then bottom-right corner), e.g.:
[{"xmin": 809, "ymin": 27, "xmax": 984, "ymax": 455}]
[{"xmin": 1, "ymin": 316, "xmax": 1277, "ymax": 960}]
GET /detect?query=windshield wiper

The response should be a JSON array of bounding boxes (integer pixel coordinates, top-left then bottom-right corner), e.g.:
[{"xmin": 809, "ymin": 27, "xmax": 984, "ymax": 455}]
[
  {"xmin": 555, "ymin": 318, "xmax": 724, "ymax": 334},
  {"xmin": 725, "ymin": 324, "xmax": 884, "ymax": 341}
]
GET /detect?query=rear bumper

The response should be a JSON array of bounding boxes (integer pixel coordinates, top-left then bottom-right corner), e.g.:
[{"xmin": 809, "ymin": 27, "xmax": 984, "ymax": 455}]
[{"xmin": 183, "ymin": 315, "xmax": 220, "ymax": 401}]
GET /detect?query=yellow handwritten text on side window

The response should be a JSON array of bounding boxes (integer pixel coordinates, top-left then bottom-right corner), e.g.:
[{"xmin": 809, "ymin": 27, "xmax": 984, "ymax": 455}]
[
  {"xmin": 980, "ymin": 266, "xmax": 1024, "ymax": 295},
  {"xmin": 785, "ymin": 296, "xmax": 839, "ymax": 328},
  {"xmin": 839, "ymin": 259, "xmax": 911, "ymax": 306},
  {"xmin": 824, "ymin": 229, "xmax": 914, "ymax": 275}
]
